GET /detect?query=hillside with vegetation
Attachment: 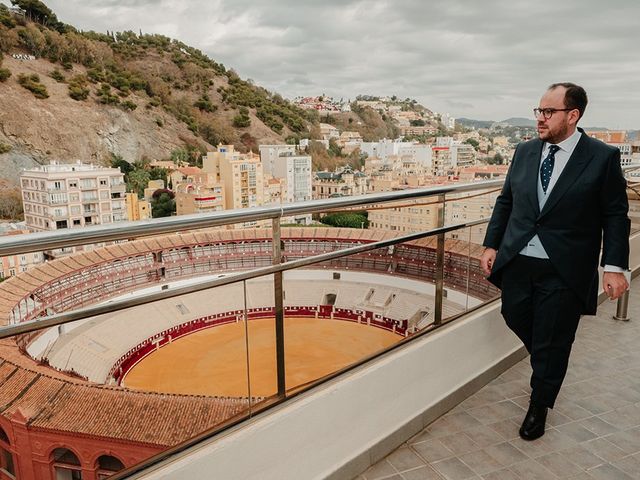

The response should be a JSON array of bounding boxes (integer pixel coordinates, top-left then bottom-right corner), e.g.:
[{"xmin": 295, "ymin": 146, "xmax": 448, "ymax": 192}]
[
  {"xmin": 0, "ymin": 0, "xmax": 316, "ymax": 185},
  {"xmin": 0, "ymin": 1, "xmax": 450, "ymax": 217}
]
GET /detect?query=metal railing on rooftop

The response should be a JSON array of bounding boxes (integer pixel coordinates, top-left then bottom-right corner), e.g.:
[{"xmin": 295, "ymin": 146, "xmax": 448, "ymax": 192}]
[{"xmin": 0, "ymin": 175, "xmax": 629, "ymax": 479}]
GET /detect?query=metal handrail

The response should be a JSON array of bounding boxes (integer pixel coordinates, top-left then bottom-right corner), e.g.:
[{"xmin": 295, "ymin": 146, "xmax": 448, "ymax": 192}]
[
  {"xmin": 0, "ymin": 218, "xmax": 487, "ymax": 340},
  {"xmin": 0, "ymin": 179, "xmax": 503, "ymax": 256}
]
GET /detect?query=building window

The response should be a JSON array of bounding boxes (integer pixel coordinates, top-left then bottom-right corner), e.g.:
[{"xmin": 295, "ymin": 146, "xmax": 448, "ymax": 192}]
[
  {"xmin": 95, "ymin": 455, "xmax": 125, "ymax": 479},
  {"xmin": 51, "ymin": 448, "xmax": 83, "ymax": 480},
  {"xmin": 0, "ymin": 427, "xmax": 15, "ymax": 479}
]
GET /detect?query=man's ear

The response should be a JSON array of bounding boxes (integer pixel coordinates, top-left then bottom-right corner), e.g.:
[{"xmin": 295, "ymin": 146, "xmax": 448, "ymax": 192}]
[{"xmin": 569, "ymin": 109, "xmax": 580, "ymax": 126}]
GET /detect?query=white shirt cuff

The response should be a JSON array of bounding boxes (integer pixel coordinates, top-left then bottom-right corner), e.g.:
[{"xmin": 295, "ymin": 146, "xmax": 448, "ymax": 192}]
[{"xmin": 603, "ymin": 265, "xmax": 626, "ymax": 273}]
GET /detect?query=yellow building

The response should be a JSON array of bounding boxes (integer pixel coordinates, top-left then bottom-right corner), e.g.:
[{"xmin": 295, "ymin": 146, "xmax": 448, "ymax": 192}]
[
  {"xmin": 203, "ymin": 145, "xmax": 266, "ymax": 228},
  {"xmin": 143, "ymin": 179, "xmax": 165, "ymax": 202},
  {"xmin": 175, "ymin": 183, "xmax": 225, "ymax": 216},
  {"xmin": 125, "ymin": 193, "xmax": 151, "ymax": 221}
]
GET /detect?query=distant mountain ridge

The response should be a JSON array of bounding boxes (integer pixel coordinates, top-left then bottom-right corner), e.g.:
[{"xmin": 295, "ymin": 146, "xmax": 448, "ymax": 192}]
[
  {"xmin": 457, "ymin": 117, "xmax": 535, "ymax": 128},
  {"xmin": 458, "ymin": 117, "xmax": 637, "ymax": 133}
]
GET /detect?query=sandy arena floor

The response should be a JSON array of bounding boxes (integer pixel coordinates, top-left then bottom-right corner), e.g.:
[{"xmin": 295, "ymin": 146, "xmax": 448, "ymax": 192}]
[{"xmin": 122, "ymin": 317, "xmax": 402, "ymax": 397}]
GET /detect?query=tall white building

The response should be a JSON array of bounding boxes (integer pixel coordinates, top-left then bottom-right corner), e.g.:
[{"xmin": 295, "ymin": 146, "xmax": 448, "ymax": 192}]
[
  {"xmin": 21, "ymin": 162, "xmax": 127, "ymax": 231},
  {"xmin": 360, "ymin": 140, "xmax": 432, "ymax": 168},
  {"xmin": 259, "ymin": 145, "xmax": 312, "ymax": 225},
  {"xmin": 20, "ymin": 161, "xmax": 127, "ymax": 257}
]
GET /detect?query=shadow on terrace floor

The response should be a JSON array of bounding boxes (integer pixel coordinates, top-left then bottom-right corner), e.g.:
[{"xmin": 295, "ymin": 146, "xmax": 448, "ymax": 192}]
[{"xmin": 358, "ymin": 278, "xmax": 640, "ymax": 480}]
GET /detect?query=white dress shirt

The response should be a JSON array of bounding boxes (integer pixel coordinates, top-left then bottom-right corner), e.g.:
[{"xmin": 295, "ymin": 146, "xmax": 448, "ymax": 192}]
[{"xmin": 519, "ymin": 129, "xmax": 623, "ymax": 272}]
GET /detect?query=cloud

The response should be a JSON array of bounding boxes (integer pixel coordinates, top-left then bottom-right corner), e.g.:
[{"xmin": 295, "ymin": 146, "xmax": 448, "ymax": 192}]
[{"xmin": 18, "ymin": 0, "xmax": 640, "ymax": 127}]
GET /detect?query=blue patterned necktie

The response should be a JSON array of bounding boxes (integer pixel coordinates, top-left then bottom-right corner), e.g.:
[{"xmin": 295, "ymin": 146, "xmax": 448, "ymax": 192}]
[{"xmin": 540, "ymin": 145, "xmax": 560, "ymax": 194}]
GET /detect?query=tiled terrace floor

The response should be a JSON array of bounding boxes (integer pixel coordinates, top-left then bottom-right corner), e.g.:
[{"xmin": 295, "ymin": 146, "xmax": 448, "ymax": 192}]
[{"xmin": 358, "ymin": 279, "xmax": 640, "ymax": 480}]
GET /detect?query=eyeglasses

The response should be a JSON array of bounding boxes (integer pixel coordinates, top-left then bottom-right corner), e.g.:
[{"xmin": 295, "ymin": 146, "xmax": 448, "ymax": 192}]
[{"xmin": 533, "ymin": 108, "xmax": 575, "ymax": 120}]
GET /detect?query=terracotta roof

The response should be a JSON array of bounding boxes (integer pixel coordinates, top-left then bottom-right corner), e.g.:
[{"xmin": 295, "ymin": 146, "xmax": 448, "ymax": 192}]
[
  {"xmin": 0, "ymin": 341, "xmax": 250, "ymax": 446},
  {"xmin": 177, "ymin": 167, "xmax": 204, "ymax": 175}
]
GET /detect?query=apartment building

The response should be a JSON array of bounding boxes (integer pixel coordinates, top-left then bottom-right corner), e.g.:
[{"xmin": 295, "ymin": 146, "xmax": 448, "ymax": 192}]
[
  {"xmin": 360, "ymin": 140, "xmax": 432, "ymax": 167},
  {"xmin": 259, "ymin": 145, "xmax": 312, "ymax": 224},
  {"xmin": 203, "ymin": 145, "xmax": 265, "ymax": 228},
  {"xmin": 319, "ymin": 123, "xmax": 340, "ymax": 141},
  {"xmin": 20, "ymin": 162, "xmax": 127, "ymax": 232},
  {"xmin": 312, "ymin": 166, "xmax": 368, "ymax": 199},
  {"xmin": 587, "ymin": 131, "xmax": 637, "ymax": 166},
  {"xmin": 175, "ymin": 183, "xmax": 225, "ymax": 216},
  {"xmin": 20, "ymin": 161, "xmax": 127, "ymax": 257},
  {"xmin": 125, "ymin": 193, "xmax": 151, "ymax": 221},
  {"xmin": 450, "ymin": 142, "xmax": 477, "ymax": 168},
  {"xmin": 0, "ymin": 224, "xmax": 44, "ymax": 279}
]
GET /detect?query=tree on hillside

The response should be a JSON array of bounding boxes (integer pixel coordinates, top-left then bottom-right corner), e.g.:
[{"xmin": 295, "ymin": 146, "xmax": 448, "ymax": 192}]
[
  {"xmin": 464, "ymin": 138, "xmax": 480, "ymax": 149},
  {"xmin": 128, "ymin": 169, "xmax": 151, "ymax": 198},
  {"xmin": 11, "ymin": 0, "xmax": 66, "ymax": 32},
  {"xmin": 151, "ymin": 189, "xmax": 175, "ymax": 218},
  {"xmin": 110, "ymin": 154, "xmax": 134, "ymax": 176},
  {"xmin": 0, "ymin": 187, "xmax": 23, "ymax": 220}
]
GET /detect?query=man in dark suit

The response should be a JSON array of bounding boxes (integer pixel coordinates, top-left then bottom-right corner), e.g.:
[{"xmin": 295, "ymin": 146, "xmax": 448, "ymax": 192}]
[{"xmin": 480, "ymin": 82, "xmax": 630, "ymax": 440}]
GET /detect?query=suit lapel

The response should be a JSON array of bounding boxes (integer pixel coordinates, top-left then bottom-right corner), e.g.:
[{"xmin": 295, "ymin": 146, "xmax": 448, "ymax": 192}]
[
  {"xmin": 538, "ymin": 133, "xmax": 593, "ymax": 219},
  {"xmin": 525, "ymin": 139, "xmax": 544, "ymax": 216}
]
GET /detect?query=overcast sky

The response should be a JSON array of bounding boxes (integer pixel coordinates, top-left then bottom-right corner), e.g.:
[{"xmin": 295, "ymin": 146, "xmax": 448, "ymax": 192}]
[{"xmin": 6, "ymin": 0, "xmax": 640, "ymax": 128}]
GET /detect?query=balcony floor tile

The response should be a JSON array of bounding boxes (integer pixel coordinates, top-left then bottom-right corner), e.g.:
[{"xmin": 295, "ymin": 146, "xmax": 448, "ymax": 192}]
[{"xmin": 357, "ymin": 278, "xmax": 640, "ymax": 480}]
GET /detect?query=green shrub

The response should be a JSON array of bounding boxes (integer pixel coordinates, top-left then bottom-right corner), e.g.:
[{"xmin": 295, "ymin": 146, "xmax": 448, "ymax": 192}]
[
  {"xmin": 232, "ymin": 113, "xmax": 251, "ymax": 128},
  {"xmin": 0, "ymin": 143, "xmax": 11, "ymax": 154},
  {"xmin": 97, "ymin": 84, "xmax": 120, "ymax": 105},
  {"xmin": 67, "ymin": 75, "xmax": 89, "ymax": 100},
  {"xmin": 0, "ymin": 68, "xmax": 10, "ymax": 82},
  {"xmin": 49, "ymin": 68, "xmax": 65, "ymax": 82},
  {"xmin": 320, "ymin": 212, "xmax": 369, "ymax": 229},
  {"xmin": 194, "ymin": 94, "xmax": 216, "ymax": 112},
  {"xmin": 68, "ymin": 84, "xmax": 89, "ymax": 100},
  {"xmin": 17, "ymin": 73, "xmax": 49, "ymax": 99},
  {"xmin": 121, "ymin": 100, "xmax": 137, "ymax": 111}
]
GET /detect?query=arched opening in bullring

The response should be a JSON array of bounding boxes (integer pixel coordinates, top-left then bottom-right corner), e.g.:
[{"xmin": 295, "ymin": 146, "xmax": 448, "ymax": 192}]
[
  {"xmin": 0, "ymin": 427, "xmax": 15, "ymax": 479},
  {"xmin": 50, "ymin": 448, "xmax": 82, "ymax": 480},
  {"xmin": 95, "ymin": 455, "xmax": 125, "ymax": 479}
]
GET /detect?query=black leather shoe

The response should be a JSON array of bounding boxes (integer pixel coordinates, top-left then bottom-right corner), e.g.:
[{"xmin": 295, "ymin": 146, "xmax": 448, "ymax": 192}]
[{"xmin": 519, "ymin": 403, "xmax": 547, "ymax": 441}]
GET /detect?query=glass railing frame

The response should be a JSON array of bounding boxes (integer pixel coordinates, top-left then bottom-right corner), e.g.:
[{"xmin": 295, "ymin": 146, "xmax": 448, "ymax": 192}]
[{"xmin": 0, "ymin": 178, "xmax": 536, "ymax": 479}]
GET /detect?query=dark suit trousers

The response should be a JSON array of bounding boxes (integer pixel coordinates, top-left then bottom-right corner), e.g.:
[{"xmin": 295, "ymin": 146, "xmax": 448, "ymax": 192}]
[{"xmin": 500, "ymin": 255, "xmax": 582, "ymax": 408}]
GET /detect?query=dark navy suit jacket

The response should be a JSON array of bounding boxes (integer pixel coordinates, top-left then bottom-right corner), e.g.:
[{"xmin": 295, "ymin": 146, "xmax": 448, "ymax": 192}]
[{"xmin": 483, "ymin": 128, "xmax": 630, "ymax": 314}]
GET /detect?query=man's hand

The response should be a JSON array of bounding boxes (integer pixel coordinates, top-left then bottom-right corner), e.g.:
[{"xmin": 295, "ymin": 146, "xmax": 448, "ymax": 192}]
[
  {"xmin": 480, "ymin": 248, "xmax": 497, "ymax": 276},
  {"xmin": 603, "ymin": 271, "xmax": 628, "ymax": 300}
]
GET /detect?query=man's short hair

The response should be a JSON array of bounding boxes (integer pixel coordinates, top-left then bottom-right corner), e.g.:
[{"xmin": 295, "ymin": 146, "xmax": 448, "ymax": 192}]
[{"xmin": 548, "ymin": 82, "xmax": 588, "ymax": 120}]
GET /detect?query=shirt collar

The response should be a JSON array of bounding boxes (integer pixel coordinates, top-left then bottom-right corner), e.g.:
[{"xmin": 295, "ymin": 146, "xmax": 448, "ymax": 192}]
[{"xmin": 545, "ymin": 128, "xmax": 582, "ymax": 154}]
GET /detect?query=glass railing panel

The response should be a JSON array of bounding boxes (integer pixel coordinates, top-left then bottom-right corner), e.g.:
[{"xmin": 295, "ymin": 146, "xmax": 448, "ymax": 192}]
[{"xmin": 2, "ymin": 279, "xmax": 255, "ymax": 478}]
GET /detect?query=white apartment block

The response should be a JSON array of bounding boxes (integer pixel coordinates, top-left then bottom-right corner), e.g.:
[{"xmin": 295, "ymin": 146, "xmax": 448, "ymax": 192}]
[
  {"xmin": 450, "ymin": 142, "xmax": 477, "ymax": 168},
  {"xmin": 20, "ymin": 161, "xmax": 127, "ymax": 257},
  {"xmin": 20, "ymin": 161, "xmax": 127, "ymax": 232},
  {"xmin": 610, "ymin": 143, "xmax": 634, "ymax": 166},
  {"xmin": 360, "ymin": 140, "xmax": 432, "ymax": 168},
  {"xmin": 259, "ymin": 145, "xmax": 313, "ymax": 225}
]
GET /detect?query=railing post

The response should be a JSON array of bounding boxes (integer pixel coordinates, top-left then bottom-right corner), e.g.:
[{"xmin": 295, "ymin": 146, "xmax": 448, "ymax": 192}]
[
  {"xmin": 272, "ymin": 218, "xmax": 286, "ymax": 396},
  {"xmin": 434, "ymin": 194, "xmax": 445, "ymax": 326},
  {"xmin": 613, "ymin": 290, "xmax": 630, "ymax": 321}
]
